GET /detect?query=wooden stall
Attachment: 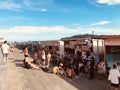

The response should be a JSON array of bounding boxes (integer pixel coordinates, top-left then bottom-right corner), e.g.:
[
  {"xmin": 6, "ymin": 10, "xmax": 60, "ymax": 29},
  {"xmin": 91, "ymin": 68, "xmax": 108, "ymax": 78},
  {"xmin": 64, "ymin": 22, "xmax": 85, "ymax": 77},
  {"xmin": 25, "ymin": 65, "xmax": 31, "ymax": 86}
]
[
  {"xmin": 61, "ymin": 35, "xmax": 105, "ymax": 64},
  {"xmin": 102, "ymin": 36, "xmax": 120, "ymax": 67}
]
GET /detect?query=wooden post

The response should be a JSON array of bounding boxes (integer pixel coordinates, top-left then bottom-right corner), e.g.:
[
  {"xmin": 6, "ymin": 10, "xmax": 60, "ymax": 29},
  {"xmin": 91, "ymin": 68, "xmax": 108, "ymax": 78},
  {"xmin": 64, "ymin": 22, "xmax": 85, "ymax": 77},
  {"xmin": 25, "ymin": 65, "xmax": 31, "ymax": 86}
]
[{"xmin": 103, "ymin": 40, "xmax": 106, "ymax": 62}]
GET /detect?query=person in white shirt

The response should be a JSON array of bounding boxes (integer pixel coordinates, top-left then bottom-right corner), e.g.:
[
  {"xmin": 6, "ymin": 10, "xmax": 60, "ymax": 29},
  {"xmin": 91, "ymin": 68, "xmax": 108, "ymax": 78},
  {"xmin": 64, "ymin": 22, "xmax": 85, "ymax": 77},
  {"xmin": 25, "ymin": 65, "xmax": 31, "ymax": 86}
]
[
  {"xmin": 116, "ymin": 63, "xmax": 120, "ymax": 72},
  {"xmin": 108, "ymin": 64, "xmax": 120, "ymax": 90},
  {"xmin": 1, "ymin": 41, "xmax": 9, "ymax": 63}
]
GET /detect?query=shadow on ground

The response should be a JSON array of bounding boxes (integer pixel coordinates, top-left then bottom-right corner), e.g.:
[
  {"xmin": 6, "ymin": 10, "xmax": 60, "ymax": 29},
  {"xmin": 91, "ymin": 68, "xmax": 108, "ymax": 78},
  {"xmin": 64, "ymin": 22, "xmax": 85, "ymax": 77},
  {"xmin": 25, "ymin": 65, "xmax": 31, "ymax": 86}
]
[
  {"xmin": 13, "ymin": 57, "xmax": 111, "ymax": 90},
  {"xmin": 14, "ymin": 59, "xmax": 25, "ymax": 68}
]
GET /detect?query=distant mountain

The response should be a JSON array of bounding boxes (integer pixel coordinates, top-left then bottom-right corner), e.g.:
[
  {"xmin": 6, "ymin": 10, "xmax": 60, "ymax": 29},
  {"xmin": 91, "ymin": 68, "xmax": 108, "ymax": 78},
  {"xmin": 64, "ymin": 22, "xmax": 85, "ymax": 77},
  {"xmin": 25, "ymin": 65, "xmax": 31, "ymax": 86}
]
[{"xmin": 61, "ymin": 34, "xmax": 120, "ymax": 40}]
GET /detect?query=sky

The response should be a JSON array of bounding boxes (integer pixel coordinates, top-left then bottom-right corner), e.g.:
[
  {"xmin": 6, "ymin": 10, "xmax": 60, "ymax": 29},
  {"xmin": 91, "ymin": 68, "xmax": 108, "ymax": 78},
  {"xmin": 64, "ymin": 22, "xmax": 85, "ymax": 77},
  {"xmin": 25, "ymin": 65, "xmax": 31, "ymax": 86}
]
[{"xmin": 0, "ymin": 0, "xmax": 120, "ymax": 42}]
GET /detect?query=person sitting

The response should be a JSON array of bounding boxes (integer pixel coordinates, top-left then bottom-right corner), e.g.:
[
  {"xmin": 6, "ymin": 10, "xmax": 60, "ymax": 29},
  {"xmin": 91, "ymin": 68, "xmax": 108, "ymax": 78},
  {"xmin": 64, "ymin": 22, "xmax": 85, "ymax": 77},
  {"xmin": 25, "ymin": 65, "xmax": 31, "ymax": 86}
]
[
  {"xmin": 24, "ymin": 56, "xmax": 40, "ymax": 70},
  {"xmin": 52, "ymin": 66, "xmax": 60, "ymax": 74},
  {"xmin": 52, "ymin": 62, "xmax": 64, "ymax": 75},
  {"xmin": 65, "ymin": 64, "xmax": 75, "ymax": 78},
  {"xmin": 97, "ymin": 60, "xmax": 106, "ymax": 74}
]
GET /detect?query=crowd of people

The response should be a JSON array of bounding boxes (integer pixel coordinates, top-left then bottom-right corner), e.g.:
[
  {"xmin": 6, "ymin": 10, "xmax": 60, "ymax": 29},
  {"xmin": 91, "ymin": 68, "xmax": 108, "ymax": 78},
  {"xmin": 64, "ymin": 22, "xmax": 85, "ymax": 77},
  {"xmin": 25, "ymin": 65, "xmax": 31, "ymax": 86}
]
[
  {"xmin": 1, "ymin": 40, "xmax": 120, "ymax": 90},
  {"xmin": 2, "ymin": 41, "xmax": 120, "ymax": 90},
  {"xmin": 16, "ymin": 43, "xmax": 97, "ymax": 79},
  {"xmin": 1, "ymin": 42, "xmax": 110, "ymax": 78},
  {"xmin": 15, "ymin": 43, "xmax": 120, "ymax": 90}
]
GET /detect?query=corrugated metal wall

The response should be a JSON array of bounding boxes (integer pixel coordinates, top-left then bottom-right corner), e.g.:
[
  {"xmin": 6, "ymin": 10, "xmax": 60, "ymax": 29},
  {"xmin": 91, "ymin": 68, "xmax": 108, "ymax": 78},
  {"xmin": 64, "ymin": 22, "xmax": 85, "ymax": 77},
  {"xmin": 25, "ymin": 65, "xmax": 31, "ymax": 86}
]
[{"xmin": 106, "ymin": 52, "xmax": 120, "ymax": 67}]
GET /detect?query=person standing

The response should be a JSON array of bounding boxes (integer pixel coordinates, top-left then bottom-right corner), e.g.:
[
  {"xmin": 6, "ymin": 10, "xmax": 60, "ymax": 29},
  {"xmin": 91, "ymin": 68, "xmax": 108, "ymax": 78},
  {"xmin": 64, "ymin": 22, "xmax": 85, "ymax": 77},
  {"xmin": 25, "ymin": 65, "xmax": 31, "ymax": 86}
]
[
  {"xmin": 23, "ymin": 45, "xmax": 29, "ymax": 59},
  {"xmin": 33, "ymin": 46, "xmax": 39, "ymax": 65},
  {"xmin": 116, "ymin": 63, "xmax": 120, "ymax": 72},
  {"xmin": 73, "ymin": 51, "xmax": 82, "ymax": 78},
  {"xmin": 97, "ymin": 60, "xmax": 106, "ymax": 75},
  {"xmin": 41, "ymin": 48, "xmax": 46, "ymax": 68},
  {"xmin": 101, "ymin": 60, "xmax": 106, "ymax": 74},
  {"xmin": 108, "ymin": 64, "xmax": 120, "ymax": 90},
  {"xmin": 46, "ymin": 51, "xmax": 51, "ymax": 68},
  {"xmin": 90, "ymin": 57, "xmax": 95, "ymax": 80},
  {"xmin": 1, "ymin": 41, "xmax": 10, "ymax": 64}
]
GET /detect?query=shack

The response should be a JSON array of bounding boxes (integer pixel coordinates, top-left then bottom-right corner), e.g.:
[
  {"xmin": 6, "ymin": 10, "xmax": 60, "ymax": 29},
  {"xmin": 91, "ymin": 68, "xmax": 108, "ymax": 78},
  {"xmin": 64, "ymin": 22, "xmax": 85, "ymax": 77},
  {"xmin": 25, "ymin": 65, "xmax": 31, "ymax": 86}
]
[
  {"xmin": 102, "ymin": 35, "xmax": 120, "ymax": 67},
  {"xmin": 40, "ymin": 40, "xmax": 64, "ymax": 58},
  {"xmin": 61, "ymin": 34, "xmax": 105, "ymax": 64}
]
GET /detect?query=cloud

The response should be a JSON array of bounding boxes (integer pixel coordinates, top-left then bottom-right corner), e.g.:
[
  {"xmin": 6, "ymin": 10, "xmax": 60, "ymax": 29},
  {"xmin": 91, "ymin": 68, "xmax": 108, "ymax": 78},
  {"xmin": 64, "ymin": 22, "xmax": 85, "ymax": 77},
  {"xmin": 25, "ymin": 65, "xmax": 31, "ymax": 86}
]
[
  {"xmin": 89, "ymin": 27, "xmax": 120, "ymax": 35},
  {"xmin": 22, "ymin": 0, "xmax": 53, "ymax": 11},
  {"xmin": 40, "ymin": 8, "xmax": 47, "ymax": 12},
  {"xmin": 0, "ymin": 26, "xmax": 79, "ymax": 34},
  {"xmin": 23, "ymin": 0, "xmax": 54, "ymax": 6},
  {"xmin": 1, "ymin": 25, "xmax": 119, "ymax": 35},
  {"xmin": 0, "ymin": 0, "xmax": 21, "ymax": 11},
  {"xmin": 1, "ymin": 25, "xmax": 120, "ymax": 41},
  {"xmin": 89, "ymin": 20, "xmax": 110, "ymax": 26},
  {"xmin": 0, "ymin": 25, "xmax": 80, "ymax": 41},
  {"xmin": 87, "ymin": 0, "xmax": 120, "ymax": 7},
  {"xmin": 97, "ymin": 0, "xmax": 120, "ymax": 5},
  {"xmin": 0, "ymin": 0, "xmax": 53, "ymax": 12},
  {"xmin": 75, "ymin": 26, "xmax": 120, "ymax": 35}
]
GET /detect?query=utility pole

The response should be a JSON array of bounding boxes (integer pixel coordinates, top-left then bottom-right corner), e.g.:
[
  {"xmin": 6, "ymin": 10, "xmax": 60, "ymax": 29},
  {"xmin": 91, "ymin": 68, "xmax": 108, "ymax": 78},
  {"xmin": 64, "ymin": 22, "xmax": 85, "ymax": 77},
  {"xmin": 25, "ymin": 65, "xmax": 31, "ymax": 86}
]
[{"xmin": 92, "ymin": 30, "xmax": 94, "ymax": 35}]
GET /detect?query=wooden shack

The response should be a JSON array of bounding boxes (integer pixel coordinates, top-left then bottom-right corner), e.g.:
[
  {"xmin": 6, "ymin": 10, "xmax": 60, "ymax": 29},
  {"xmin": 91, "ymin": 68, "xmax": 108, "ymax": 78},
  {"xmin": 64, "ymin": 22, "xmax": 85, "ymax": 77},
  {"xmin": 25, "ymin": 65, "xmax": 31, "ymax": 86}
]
[
  {"xmin": 40, "ymin": 40, "xmax": 64, "ymax": 58},
  {"xmin": 61, "ymin": 34, "xmax": 105, "ymax": 64},
  {"xmin": 102, "ymin": 35, "xmax": 120, "ymax": 67}
]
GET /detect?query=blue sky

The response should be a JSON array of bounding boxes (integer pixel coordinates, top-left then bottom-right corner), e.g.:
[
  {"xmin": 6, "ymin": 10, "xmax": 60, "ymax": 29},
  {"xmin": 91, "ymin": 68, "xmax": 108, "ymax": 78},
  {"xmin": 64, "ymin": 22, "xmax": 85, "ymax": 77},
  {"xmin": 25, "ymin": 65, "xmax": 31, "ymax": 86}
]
[{"xmin": 0, "ymin": 0, "xmax": 120, "ymax": 41}]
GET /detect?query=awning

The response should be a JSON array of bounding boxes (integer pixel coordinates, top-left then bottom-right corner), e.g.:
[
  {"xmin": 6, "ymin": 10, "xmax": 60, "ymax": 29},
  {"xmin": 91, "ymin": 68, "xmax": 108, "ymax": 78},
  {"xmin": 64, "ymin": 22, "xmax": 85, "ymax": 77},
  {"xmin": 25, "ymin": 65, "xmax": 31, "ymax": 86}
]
[{"xmin": 105, "ymin": 38, "xmax": 120, "ymax": 46}]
